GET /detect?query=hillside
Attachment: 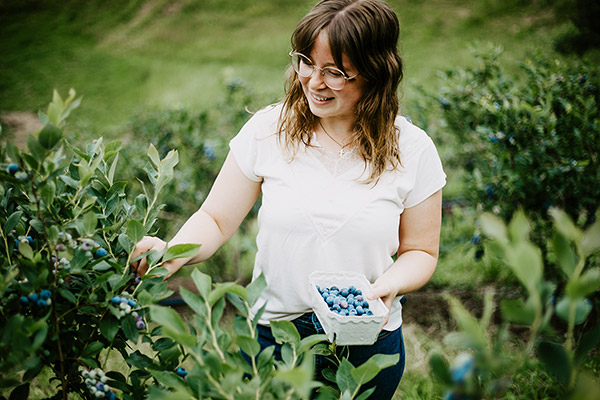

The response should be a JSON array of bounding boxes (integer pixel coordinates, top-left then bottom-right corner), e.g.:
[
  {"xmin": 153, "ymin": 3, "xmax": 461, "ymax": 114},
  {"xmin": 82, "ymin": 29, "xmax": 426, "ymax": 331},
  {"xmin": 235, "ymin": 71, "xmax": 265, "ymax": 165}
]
[{"xmin": 0, "ymin": 0, "xmax": 578, "ymax": 136}]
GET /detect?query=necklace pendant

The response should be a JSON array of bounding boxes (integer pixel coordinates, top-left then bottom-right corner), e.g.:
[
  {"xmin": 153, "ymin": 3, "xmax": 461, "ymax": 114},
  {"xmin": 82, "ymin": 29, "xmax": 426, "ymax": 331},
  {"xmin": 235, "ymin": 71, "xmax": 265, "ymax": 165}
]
[{"xmin": 339, "ymin": 148, "xmax": 345, "ymax": 157}]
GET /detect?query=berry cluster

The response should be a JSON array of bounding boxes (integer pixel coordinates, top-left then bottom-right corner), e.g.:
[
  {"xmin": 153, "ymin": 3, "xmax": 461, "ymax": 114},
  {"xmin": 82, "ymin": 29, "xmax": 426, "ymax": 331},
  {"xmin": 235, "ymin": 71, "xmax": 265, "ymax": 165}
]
[
  {"xmin": 81, "ymin": 368, "xmax": 117, "ymax": 399},
  {"xmin": 110, "ymin": 293, "xmax": 145, "ymax": 329},
  {"xmin": 317, "ymin": 285, "xmax": 373, "ymax": 316},
  {"xmin": 14, "ymin": 235, "xmax": 34, "ymax": 249},
  {"xmin": 20, "ymin": 289, "xmax": 52, "ymax": 307}
]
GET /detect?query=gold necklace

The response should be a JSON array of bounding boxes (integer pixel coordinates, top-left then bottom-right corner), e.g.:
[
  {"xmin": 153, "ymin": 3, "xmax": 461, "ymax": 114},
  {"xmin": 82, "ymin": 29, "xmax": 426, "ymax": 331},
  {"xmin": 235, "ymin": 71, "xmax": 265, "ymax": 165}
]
[{"xmin": 318, "ymin": 120, "xmax": 352, "ymax": 157}]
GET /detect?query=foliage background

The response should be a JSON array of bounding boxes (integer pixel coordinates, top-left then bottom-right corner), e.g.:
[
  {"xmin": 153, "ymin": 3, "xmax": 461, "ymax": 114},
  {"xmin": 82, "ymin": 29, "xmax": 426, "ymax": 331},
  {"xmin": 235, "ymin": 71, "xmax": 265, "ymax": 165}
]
[{"xmin": 1, "ymin": 0, "xmax": 599, "ymax": 399}]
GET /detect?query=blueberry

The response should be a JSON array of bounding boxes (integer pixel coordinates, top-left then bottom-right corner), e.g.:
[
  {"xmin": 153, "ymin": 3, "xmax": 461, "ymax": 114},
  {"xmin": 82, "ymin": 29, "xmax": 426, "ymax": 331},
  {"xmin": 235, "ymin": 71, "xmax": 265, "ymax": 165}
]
[
  {"xmin": 356, "ymin": 305, "xmax": 364, "ymax": 315},
  {"xmin": 109, "ymin": 393, "xmax": 116, "ymax": 400},
  {"xmin": 20, "ymin": 296, "xmax": 29, "ymax": 304},
  {"xmin": 134, "ymin": 276, "xmax": 141, "ymax": 284},
  {"xmin": 355, "ymin": 289, "xmax": 362, "ymax": 296},
  {"xmin": 340, "ymin": 288, "xmax": 349, "ymax": 297},
  {"xmin": 136, "ymin": 320, "xmax": 146, "ymax": 330},
  {"xmin": 14, "ymin": 239, "xmax": 19, "ymax": 249},
  {"xmin": 26, "ymin": 236, "xmax": 34, "ymax": 245},
  {"xmin": 366, "ymin": 310, "xmax": 373, "ymax": 315},
  {"xmin": 355, "ymin": 295, "xmax": 364, "ymax": 302},
  {"xmin": 29, "ymin": 293, "xmax": 39, "ymax": 302},
  {"xmin": 111, "ymin": 296, "xmax": 121, "ymax": 304},
  {"xmin": 176, "ymin": 367, "xmax": 188, "ymax": 377},
  {"xmin": 96, "ymin": 382, "xmax": 104, "ymax": 391},
  {"xmin": 37, "ymin": 299, "xmax": 48, "ymax": 307},
  {"xmin": 362, "ymin": 300, "xmax": 369, "ymax": 308},
  {"xmin": 349, "ymin": 309, "xmax": 358, "ymax": 316},
  {"xmin": 348, "ymin": 297, "xmax": 355, "ymax": 306},
  {"xmin": 348, "ymin": 285, "xmax": 357, "ymax": 295},
  {"xmin": 40, "ymin": 289, "xmax": 52, "ymax": 300},
  {"xmin": 325, "ymin": 296, "xmax": 334, "ymax": 306},
  {"xmin": 95, "ymin": 248, "xmax": 108, "ymax": 258},
  {"xmin": 127, "ymin": 299, "xmax": 136, "ymax": 307},
  {"xmin": 330, "ymin": 286, "xmax": 339, "ymax": 292},
  {"xmin": 340, "ymin": 300, "xmax": 348, "ymax": 309},
  {"xmin": 8, "ymin": 163, "xmax": 19, "ymax": 175},
  {"xmin": 81, "ymin": 242, "xmax": 92, "ymax": 251}
]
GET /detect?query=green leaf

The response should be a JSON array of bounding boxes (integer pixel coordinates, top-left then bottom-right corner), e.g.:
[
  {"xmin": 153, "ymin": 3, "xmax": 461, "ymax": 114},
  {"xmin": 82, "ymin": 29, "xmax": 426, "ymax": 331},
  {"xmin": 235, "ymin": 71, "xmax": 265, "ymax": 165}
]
[
  {"xmin": 38, "ymin": 123, "xmax": 62, "ymax": 149},
  {"xmin": 118, "ymin": 233, "xmax": 134, "ymax": 254},
  {"xmin": 162, "ymin": 243, "xmax": 201, "ymax": 264},
  {"xmin": 581, "ymin": 211, "xmax": 600, "ymax": 257},
  {"xmin": 58, "ymin": 287, "xmax": 77, "ymax": 304},
  {"xmin": 429, "ymin": 353, "xmax": 453, "ymax": 385},
  {"xmin": 336, "ymin": 358, "xmax": 358, "ymax": 395},
  {"xmin": 18, "ymin": 241, "xmax": 34, "ymax": 261},
  {"xmin": 478, "ymin": 213, "xmax": 508, "ymax": 243},
  {"xmin": 537, "ymin": 341, "xmax": 571, "ymax": 386},
  {"xmin": 208, "ymin": 282, "xmax": 246, "ymax": 307},
  {"xmin": 237, "ymin": 335, "xmax": 261, "ymax": 357},
  {"xmin": 40, "ymin": 181, "xmax": 56, "ymax": 207},
  {"xmin": 4, "ymin": 210, "xmax": 23, "ymax": 234},
  {"xmin": 549, "ymin": 208, "xmax": 582, "ymax": 243},
  {"xmin": 298, "ymin": 334, "xmax": 328, "ymax": 354},
  {"xmin": 179, "ymin": 287, "xmax": 207, "ymax": 317},
  {"xmin": 82, "ymin": 212, "xmax": 98, "ymax": 235},
  {"xmin": 191, "ymin": 269, "xmax": 211, "ymax": 299},
  {"xmin": 508, "ymin": 210, "xmax": 530, "ymax": 242},
  {"xmin": 126, "ymin": 219, "xmax": 145, "ymax": 244},
  {"xmin": 122, "ymin": 316, "xmax": 139, "ymax": 343},
  {"xmin": 574, "ymin": 323, "xmax": 600, "ymax": 366},
  {"xmin": 147, "ymin": 144, "xmax": 160, "ymax": 169},
  {"xmin": 149, "ymin": 305, "xmax": 196, "ymax": 348},
  {"xmin": 566, "ymin": 268, "xmax": 600, "ymax": 299},
  {"xmin": 555, "ymin": 297, "xmax": 592, "ymax": 325},
  {"xmin": 82, "ymin": 341, "xmax": 104, "ymax": 358},
  {"xmin": 508, "ymin": 241, "xmax": 543, "ymax": 293},
  {"xmin": 500, "ymin": 298, "xmax": 536, "ymax": 325},
  {"xmin": 27, "ymin": 134, "xmax": 46, "ymax": 163},
  {"xmin": 99, "ymin": 316, "xmax": 119, "ymax": 342},
  {"xmin": 271, "ymin": 320, "xmax": 301, "ymax": 349},
  {"xmin": 247, "ymin": 273, "xmax": 267, "ymax": 307},
  {"xmin": 551, "ymin": 231, "xmax": 577, "ymax": 278},
  {"xmin": 9, "ymin": 383, "xmax": 30, "ymax": 400},
  {"xmin": 92, "ymin": 261, "xmax": 112, "ymax": 272}
]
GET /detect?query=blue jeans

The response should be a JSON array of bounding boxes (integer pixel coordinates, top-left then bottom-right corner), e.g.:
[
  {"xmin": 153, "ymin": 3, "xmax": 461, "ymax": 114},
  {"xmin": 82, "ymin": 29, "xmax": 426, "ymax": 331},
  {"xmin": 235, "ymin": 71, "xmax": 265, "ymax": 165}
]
[{"xmin": 254, "ymin": 313, "xmax": 405, "ymax": 399}]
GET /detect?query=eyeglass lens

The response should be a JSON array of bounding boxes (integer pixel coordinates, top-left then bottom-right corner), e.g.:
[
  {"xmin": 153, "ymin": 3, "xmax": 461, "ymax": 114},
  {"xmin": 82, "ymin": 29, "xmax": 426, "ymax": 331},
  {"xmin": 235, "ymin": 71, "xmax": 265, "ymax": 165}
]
[{"xmin": 290, "ymin": 53, "xmax": 347, "ymax": 90}]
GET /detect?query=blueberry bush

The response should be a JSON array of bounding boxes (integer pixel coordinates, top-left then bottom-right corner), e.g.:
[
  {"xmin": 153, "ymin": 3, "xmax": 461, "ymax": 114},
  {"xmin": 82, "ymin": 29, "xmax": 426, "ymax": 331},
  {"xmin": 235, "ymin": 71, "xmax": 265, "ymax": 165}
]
[
  {"xmin": 430, "ymin": 208, "xmax": 600, "ymax": 399},
  {"xmin": 0, "ymin": 90, "xmax": 395, "ymax": 400},
  {"xmin": 435, "ymin": 46, "xmax": 599, "ymax": 249}
]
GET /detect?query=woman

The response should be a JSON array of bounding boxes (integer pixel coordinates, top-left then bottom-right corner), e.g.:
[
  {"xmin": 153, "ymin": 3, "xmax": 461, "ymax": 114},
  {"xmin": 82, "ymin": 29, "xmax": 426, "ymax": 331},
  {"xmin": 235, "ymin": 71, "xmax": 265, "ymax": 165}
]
[{"xmin": 133, "ymin": 0, "xmax": 445, "ymax": 398}]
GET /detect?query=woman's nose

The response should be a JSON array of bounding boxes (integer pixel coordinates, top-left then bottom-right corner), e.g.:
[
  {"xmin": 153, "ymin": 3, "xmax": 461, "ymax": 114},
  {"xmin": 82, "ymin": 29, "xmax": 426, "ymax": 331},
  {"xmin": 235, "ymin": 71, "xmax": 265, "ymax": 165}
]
[{"xmin": 308, "ymin": 69, "xmax": 327, "ymax": 90}]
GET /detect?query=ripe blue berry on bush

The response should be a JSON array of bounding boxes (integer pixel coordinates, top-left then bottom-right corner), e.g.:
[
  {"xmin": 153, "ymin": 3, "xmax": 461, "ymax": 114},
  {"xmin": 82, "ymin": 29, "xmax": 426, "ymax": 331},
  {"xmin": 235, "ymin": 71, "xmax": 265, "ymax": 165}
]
[{"xmin": 0, "ymin": 89, "xmax": 179, "ymax": 399}]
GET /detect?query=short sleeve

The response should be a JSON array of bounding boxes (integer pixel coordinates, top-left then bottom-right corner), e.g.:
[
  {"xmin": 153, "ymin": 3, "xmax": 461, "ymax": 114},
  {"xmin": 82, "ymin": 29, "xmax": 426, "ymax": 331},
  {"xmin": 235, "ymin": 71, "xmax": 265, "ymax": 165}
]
[
  {"xmin": 229, "ymin": 105, "xmax": 280, "ymax": 182},
  {"xmin": 401, "ymin": 123, "xmax": 446, "ymax": 209}
]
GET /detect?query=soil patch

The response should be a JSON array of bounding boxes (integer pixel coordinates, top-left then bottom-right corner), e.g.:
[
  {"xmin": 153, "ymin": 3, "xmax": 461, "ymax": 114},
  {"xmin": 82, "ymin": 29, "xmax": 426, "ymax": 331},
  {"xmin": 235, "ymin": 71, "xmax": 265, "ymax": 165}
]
[{"xmin": 1, "ymin": 111, "xmax": 43, "ymax": 148}]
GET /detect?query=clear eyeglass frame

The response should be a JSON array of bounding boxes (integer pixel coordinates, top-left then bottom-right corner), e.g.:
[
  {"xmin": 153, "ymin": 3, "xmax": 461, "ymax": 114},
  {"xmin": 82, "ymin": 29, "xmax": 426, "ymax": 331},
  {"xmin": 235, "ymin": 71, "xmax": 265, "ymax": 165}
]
[{"xmin": 289, "ymin": 51, "xmax": 359, "ymax": 91}]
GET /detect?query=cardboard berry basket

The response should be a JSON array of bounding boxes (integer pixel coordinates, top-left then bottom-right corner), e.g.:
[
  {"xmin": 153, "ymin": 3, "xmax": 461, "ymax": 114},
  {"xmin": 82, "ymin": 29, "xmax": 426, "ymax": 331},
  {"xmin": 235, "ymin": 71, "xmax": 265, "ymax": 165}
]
[{"xmin": 309, "ymin": 271, "xmax": 388, "ymax": 346}]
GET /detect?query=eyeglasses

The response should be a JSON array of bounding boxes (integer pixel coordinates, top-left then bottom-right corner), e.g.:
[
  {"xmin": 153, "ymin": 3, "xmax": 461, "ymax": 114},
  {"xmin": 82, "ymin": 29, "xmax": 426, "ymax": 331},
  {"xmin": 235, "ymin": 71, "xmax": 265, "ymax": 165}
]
[{"xmin": 289, "ymin": 51, "xmax": 359, "ymax": 91}]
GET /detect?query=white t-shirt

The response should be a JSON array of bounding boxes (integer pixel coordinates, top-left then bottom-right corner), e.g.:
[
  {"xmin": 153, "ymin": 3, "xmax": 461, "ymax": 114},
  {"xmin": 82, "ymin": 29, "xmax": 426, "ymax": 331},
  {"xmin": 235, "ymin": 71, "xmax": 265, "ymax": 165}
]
[{"xmin": 230, "ymin": 103, "xmax": 446, "ymax": 331}]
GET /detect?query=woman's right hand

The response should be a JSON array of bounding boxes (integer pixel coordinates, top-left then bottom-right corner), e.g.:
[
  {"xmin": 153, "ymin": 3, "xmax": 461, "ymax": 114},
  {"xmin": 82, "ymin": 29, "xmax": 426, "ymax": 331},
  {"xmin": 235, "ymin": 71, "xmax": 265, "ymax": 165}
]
[{"xmin": 130, "ymin": 236, "xmax": 169, "ymax": 277}]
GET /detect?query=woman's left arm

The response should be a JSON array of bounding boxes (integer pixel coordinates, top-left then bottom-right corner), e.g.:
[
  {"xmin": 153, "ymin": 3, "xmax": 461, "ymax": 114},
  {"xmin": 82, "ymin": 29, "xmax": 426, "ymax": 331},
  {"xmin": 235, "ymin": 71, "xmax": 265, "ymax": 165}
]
[{"xmin": 368, "ymin": 189, "xmax": 443, "ymax": 312}]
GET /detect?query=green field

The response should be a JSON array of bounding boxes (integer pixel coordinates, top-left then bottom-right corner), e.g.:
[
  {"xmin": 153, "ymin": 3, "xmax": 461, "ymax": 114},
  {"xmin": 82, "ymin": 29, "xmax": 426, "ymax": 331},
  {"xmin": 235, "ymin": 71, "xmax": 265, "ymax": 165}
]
[{"xmin": 0, "ymin": 0, "xmax": 581, "ymax": 135}]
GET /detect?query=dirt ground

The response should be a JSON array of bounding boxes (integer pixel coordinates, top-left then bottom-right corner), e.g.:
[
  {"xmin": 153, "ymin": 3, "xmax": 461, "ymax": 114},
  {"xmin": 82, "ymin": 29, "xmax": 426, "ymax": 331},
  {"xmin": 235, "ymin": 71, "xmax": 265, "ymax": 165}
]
[{"xmin": 0, "ymin": 110, "xmax": 43, "ymax": 148}]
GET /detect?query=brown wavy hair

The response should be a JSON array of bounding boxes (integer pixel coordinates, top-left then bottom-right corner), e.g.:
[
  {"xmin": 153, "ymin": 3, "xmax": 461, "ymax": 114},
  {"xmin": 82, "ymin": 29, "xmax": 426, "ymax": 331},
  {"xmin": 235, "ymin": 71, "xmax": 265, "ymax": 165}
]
[{"xmin": 278, "ymin": 0, "xmax": 404, "ymax": 182}]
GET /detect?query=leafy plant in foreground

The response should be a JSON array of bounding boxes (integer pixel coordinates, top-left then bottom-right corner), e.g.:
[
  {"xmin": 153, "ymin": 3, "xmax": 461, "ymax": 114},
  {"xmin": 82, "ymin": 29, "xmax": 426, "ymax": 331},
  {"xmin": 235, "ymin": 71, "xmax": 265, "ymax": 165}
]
[{"xmin": 430, "ymin": 208, "xmax": 600, "ymax": 399}]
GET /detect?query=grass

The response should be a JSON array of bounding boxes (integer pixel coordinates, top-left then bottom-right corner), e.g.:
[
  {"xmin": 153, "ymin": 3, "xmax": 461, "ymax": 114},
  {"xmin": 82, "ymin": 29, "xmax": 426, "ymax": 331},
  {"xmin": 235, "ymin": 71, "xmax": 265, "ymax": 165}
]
[{"xmin": 0, "ymin": 0, "xmax": 577, "ymax": 137}]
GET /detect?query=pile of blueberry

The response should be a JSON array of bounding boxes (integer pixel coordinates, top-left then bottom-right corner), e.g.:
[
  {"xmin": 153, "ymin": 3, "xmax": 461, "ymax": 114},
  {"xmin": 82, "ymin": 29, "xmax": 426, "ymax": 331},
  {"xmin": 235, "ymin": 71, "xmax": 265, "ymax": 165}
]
[
  {"xmin": 81, "ymin": 368, "xmax": 117, "ymax": 399},
  {"xmin": 20, "ymin": 289, "xmax": 52, "ymax": 307},
  {"xmin": 316, "ymin": 285, "xmax": 374, "ymax": 316},
  {"xmin": 110, "ymin": 293, "xmax": 145, "ymax": 329}
]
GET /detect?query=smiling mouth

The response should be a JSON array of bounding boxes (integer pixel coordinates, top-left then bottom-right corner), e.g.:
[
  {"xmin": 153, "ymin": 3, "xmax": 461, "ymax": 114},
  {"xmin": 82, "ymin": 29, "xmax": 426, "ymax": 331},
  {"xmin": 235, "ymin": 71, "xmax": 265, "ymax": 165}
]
[{"xmin": 311, "ymin": 93, "xmax": 334, "ymax": 102}]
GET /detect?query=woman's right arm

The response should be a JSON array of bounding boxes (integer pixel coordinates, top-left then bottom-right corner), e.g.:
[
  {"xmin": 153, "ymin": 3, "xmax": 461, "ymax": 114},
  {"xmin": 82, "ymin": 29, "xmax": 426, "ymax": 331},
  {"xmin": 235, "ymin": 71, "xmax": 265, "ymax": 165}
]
[{"xmin": 131, "ymin": 151, "xmax": 262, "ymax": 278}]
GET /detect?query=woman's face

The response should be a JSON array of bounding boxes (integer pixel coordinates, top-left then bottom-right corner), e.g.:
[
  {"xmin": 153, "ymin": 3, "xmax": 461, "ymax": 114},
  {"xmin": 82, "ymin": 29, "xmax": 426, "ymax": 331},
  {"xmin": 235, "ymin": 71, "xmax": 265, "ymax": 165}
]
[{"xmin": 299, "ymin": 30, "xmax": 366, "ymax": 125}]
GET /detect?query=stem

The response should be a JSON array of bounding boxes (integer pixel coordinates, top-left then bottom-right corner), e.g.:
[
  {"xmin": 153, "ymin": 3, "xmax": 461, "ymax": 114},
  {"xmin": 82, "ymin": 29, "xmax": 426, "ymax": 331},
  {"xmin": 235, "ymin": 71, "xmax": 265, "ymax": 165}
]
[
  {"xmin": 204, "ymin": 298, "xmax": 226, "ymax": 362},
  {"xmin": 0, "ymin": 225, "xmax": 13, "ymax": 265}
]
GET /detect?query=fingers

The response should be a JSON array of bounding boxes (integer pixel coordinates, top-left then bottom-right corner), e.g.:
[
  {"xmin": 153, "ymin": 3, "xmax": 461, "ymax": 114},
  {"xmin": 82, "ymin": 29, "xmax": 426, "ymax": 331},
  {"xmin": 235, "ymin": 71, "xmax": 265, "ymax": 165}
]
[{"xmin": 130, "ymin": 236, "xmax": 167, "ymax": 277}]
